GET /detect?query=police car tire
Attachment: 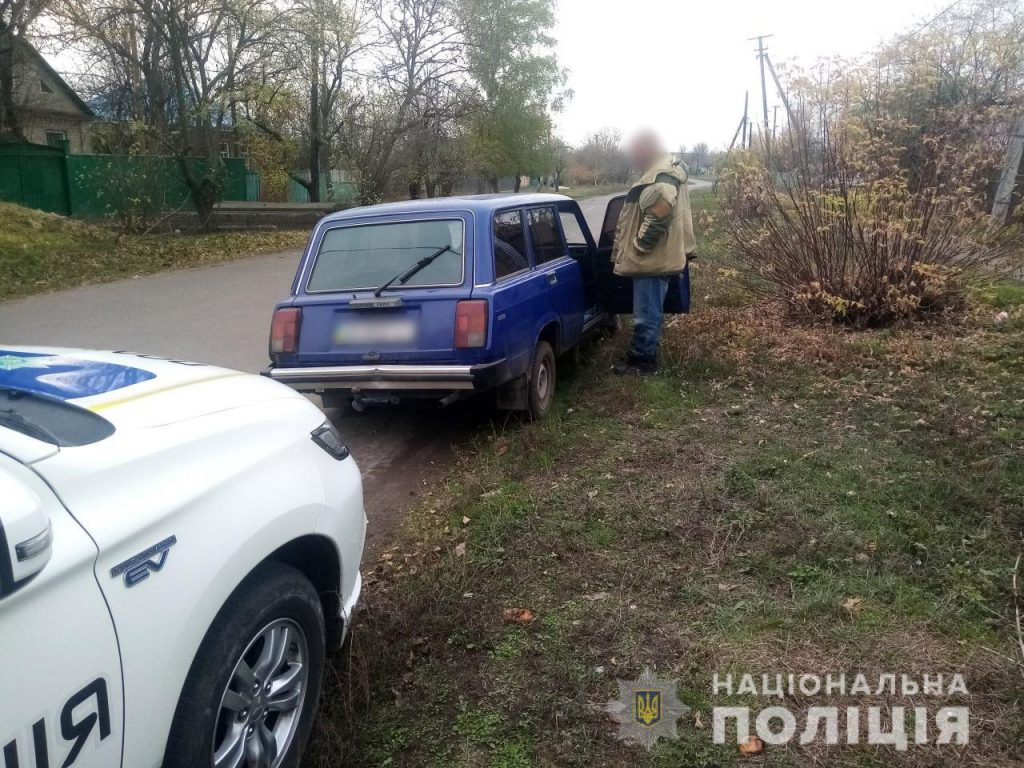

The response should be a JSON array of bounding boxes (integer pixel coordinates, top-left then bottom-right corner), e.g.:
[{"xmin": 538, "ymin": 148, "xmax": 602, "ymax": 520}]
[
  {"xmin": 527, "ymin": 340, "xmax": 556, "ymax": 420},
  {"xmin": 163, "ymin": 562, "xmax": 326, "ymax": 768}
]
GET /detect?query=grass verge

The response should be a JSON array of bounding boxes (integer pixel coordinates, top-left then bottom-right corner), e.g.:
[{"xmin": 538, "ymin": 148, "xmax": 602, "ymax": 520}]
[
  {"xmin": 562, "ymin": 185, "xmax": 629, "ymax": 200},
  {"xmin": 0, "ymin": 202, "xmax": 309, "ymax": 301},
  {"xmin": 307, "ymin": 191, "xmax": 1024, "ymax": 767}
]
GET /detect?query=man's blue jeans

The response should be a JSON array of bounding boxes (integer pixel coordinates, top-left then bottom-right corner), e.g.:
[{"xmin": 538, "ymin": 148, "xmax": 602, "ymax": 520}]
[{"xmin": 630, "ymin": 276, "xmax": 671, "ymax": 360}]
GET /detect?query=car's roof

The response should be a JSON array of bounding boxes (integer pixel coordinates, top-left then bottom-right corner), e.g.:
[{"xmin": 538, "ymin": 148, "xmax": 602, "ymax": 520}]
[{"xmin": 320, "ymin": 193, "xmax": 572, "ymax": 224}]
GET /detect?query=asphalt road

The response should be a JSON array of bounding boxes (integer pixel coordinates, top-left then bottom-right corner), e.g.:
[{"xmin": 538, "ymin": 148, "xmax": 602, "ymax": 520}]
[{"xmin": 0, "ymin": 192, "xmax": 622, "ymax": 548}]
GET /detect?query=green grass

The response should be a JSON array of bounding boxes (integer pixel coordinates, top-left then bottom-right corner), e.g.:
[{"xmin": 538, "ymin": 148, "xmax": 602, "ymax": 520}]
[
  {"xmin": 0, "ymin": 202, "xmax": 308, "ymax": 300},
  {"xmin": 305, "ymin": 192, "xmax": 1024, "ymax": 768}
]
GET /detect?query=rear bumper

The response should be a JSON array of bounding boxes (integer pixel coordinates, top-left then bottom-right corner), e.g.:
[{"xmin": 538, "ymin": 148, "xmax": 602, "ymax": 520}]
[{"xmin": 263, "ymin": 359, "xmax": 510, "ymax": 393}]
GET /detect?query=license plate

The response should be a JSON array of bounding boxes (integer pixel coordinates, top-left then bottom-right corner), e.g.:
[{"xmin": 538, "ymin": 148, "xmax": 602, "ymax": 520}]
[{"xmin": 333, "ymin": 317, "xmax": 418, "ymax": 345}]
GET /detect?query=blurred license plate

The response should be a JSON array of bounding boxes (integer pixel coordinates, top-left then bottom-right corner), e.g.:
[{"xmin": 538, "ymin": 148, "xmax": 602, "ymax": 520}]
[{"xmin": 333, "ymin": 317, "xmax": 417, "ymax": 345}]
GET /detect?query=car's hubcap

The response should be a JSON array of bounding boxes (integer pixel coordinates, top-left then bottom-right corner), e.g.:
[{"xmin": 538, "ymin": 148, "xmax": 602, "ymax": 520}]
[
  {"xmin": 212, "ymin": 619, "xmax": 308, "ymax": 768},
  {"xmin": 536, "ymin": 358, "xmax": 551, "ymax": 401}
]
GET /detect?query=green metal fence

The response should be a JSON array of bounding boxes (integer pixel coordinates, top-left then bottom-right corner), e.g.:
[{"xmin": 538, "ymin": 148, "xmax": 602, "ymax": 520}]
[
  {"xmin": 0, "ymin": 142, "xmax": 255, "ymax": 218},
  {"xmin": 0, "ymin": 143, "xmax": 71, "ymax": 214}
]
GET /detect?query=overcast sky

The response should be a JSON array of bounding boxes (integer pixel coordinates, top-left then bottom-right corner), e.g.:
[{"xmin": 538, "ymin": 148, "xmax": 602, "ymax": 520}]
[{"xmin": 552, "ymin": 0, "xmax": 949, "ymax": 150}]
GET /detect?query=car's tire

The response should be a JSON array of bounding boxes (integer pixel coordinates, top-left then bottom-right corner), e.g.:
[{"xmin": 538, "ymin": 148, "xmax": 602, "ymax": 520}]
[
  {"xmin": 164, "ymin": 562, "xmax": 326, "ymax": 768},
  {"xmin": 527, "ymin": 340, "xmax": 556, "ymax": 420}
]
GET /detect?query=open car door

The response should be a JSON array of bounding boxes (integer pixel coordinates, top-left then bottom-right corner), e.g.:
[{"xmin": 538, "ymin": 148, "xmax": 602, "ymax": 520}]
[{"xmin": 594, "ymin": 194, "xmax": 690, "ymax": 315}]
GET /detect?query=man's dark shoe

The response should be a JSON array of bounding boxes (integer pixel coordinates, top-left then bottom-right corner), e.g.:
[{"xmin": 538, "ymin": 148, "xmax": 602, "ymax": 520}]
[{"xmin": 612, "ymin": 354, "xmax": 658, "ymax": 375}]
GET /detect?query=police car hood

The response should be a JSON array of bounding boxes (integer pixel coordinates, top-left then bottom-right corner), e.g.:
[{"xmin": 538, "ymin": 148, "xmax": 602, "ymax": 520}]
[{"xmin": 0, "ymin": 347, "xmax": 304, "ymax": 463}]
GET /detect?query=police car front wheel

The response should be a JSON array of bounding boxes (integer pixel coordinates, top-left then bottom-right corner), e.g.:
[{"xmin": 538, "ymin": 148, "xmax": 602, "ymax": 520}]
[{"xmin": 164, "ymin": 562, "xmax": 326, "ymax": 768}]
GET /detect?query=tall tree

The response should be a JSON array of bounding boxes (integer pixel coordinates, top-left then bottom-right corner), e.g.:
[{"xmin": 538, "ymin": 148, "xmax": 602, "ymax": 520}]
[
  {"xmin": 340, "ymin": 0, "xmax": 467, "ymax": 203},
  {"xmin": 287, "ymin": 0, "xmax": 369, "ymax": 201},
  {"xmin": 458, "ymin": 0, "xmax": 566, "ymax": 191},
  {"xmin": 58, "ymin": 0, "xmax": 286, "ymax": 225},
  {"xmin": 0, "ymin": 0, "xmax": 48, "ymax": 139}
]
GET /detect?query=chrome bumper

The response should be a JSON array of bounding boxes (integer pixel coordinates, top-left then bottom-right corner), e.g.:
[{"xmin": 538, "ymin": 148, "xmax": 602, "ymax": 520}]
[{"xmin": 264, "ymin": 361, "xmax": 506, "ymax": 392}]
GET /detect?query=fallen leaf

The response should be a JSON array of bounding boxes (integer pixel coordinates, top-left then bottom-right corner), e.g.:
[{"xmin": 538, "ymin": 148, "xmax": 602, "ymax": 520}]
[
  {"xmin": 587, "ymin": 489, "xmax": 599, "ymax": 499},
  {"xmin": 454, "ymin": 542, "xmax": 467, "ymax": 557},
  {"xmin": 462, "ymin": 516, "xmax": 471, "ymax": 526},
  {"xmin": 739, "ymin": 735, "xmax": 764, "ymax": 755},
  {"xmin": 842, "ymin": 596, "xmax": 863, "ymax": 612},
  {"xmin": 501, "ymin": 607, "xmax": 536, "ymax": 624},
  {"xmin": 717, "ymin": 582, "xmax": 737, "ymax": 592},
  {"xmin": 583, "ymin": 591, "xmax": 610, "ymax": 601},
  {"xmin": 855, "ymin": 552, "xmax": 870, "ymax": 563}
]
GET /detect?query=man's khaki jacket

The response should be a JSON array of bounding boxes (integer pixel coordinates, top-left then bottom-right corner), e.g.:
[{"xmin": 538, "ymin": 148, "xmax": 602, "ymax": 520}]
[{"xmin": 611, "ymin": 155, "xmax": 696, "ymax": 277}]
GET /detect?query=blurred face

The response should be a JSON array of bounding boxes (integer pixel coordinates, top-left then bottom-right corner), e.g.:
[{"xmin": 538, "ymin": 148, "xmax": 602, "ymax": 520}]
[{"xmin": 626, "ymin": 131, "xmax": 664, "ymax": 171}]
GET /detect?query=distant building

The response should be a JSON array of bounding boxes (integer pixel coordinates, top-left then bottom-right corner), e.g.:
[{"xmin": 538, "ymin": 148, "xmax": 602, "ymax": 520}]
[{"xmin": 11, "ymin": 40, "xmax": 94, "ymax": 153}]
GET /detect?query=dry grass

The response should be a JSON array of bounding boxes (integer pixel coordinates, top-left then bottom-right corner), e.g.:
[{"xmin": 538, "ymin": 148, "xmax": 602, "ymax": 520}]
[
  {"xmin": 0, "ymin": 202, "xmax": 308, "ymax": 300},
  {"xmin": 302, "ymin": 272, "xmax": 1024, "ymax": 767},
  {"xmin": 295, "ymin": 188, "xmax": 1024, "ymax": 766}
]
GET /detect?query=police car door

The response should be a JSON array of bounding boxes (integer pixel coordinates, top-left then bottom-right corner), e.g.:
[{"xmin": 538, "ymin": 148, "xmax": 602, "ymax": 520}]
[{"xmin": 0, "ymin": 453, "xmax": 123, "ymax": 768}]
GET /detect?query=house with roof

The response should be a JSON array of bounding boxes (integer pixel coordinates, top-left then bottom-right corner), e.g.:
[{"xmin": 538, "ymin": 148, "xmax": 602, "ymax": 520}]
[{"xmin": 11, "ymin": 39, "xmax": 94, "ymax": 153}]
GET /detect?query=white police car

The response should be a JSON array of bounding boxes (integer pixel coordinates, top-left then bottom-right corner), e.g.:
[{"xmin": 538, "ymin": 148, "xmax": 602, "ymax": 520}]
[{"xmin": 0, "ymin": 347, "xmax": 366, "ymax": 768}]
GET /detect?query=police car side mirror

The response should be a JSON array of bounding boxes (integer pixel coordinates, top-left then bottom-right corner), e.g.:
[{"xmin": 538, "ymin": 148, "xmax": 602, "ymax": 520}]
[{"xmin": 0, "ymin": 479, "xmax": 53, "ymax": 599}]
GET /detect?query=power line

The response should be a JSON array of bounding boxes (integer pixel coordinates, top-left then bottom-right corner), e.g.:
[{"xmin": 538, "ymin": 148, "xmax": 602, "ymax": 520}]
[{"xmin": 894, "ymin": 0, "xmax": 966, "ymax": 42}]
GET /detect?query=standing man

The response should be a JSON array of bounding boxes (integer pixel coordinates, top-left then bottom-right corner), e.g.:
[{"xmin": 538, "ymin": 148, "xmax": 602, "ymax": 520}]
[{"xmin": 611, "ymin": 131, "xmax": 695, "ymax": 374}]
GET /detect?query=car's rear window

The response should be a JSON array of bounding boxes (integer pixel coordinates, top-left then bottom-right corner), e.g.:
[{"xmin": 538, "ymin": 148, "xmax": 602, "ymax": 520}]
[{"xmin": 307, "ymin": 219, "xmax": 465, "ymax": 292}]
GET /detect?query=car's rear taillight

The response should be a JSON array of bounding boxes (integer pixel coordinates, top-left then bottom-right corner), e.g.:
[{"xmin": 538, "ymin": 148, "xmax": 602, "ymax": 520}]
[
  {"xmin": 270, "ymin": 307, "xmax": 301, "ymax": 354},
  {"xmin": 455, "ymin": 300, "xmax": 487, "ymax": 348}
]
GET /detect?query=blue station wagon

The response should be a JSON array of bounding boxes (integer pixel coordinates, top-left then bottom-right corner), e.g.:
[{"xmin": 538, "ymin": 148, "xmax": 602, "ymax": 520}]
[{"xmin": 264, "ymin": 193, "xmax": 688, "ymax": 418}]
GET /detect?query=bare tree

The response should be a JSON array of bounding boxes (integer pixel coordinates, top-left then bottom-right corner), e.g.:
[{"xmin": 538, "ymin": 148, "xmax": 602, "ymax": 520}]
[
  {"xmin": 280, "ymin": 0, "xmax": 371, "ymax": 201},
  {"xmin": 1, "ymin": 0, "xmax": 49, "ymax": 138},
  {"xmin": 58, "ymin": 0, "xmax": 286, "ymax": 226},
  {"xmin": 340, "ymin": 0, "xmax": 466, "ymax": 202}
]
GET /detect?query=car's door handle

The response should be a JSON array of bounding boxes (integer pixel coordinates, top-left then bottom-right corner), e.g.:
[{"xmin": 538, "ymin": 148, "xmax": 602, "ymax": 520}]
[{"xmin": 547, "ymin": 273, "xmax": 558, "ymax": 286}]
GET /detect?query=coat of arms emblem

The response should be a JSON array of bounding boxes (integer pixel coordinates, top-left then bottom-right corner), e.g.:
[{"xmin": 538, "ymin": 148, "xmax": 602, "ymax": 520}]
[{"xmin": 606, "ymin": 667, "xmax": 689, "ymax": 750}]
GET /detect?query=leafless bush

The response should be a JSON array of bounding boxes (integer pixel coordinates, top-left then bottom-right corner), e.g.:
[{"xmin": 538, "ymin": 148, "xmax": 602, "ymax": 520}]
[{"xmin": 717, "ymin": 118, "xmax": 1022, "ymax": 328}]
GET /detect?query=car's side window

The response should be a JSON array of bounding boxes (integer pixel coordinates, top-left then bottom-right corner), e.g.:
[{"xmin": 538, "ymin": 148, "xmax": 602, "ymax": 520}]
[
  {"xmin": 493, "ymin": 210, "xmax": 530, "ymax": 280},
  {"xmin": 527, "ymin": 206, "xmax": 565, "ymax": 265},
  {"xmin": 559, "ymin": 211, "xmax": 587, "ymax": 247}
]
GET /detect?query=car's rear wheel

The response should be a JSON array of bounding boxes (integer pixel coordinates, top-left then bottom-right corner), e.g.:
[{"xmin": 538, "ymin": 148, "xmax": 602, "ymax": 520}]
[
  {"xmin": 527, "ymin": 340, "xmax": 556, "ymax": 420},
  {"xmin": 164, "ymin": 562, "xmax": 326, "ymax": 768}
]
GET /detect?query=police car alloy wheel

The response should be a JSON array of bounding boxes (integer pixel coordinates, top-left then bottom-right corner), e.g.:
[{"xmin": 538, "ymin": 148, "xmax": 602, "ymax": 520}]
[
  {"xmin": 213, "ymin": 617, "xmax": 309, "ymax": 766},
  {"xmin": 163, "ymin": 563, "xmax": 326, "ymax": 768}
]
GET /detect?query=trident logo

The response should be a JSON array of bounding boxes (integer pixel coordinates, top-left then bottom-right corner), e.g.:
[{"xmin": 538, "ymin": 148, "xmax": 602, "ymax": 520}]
[
  {"xmin": 635, "ymin": 690, "xmax": 662, "ymax": 726},
  {"xmin": 606, "ymin": 668, "xmax": 689, "ymax": 750}
]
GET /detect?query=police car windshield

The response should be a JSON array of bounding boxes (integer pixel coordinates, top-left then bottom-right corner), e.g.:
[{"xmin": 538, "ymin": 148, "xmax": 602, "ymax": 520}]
[{"xmin": 0, "ymin": 387, "xmax": 115, "ymax": 446}]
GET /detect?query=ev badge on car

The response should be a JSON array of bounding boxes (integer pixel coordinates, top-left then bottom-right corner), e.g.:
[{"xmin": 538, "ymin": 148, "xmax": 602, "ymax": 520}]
[{"xmin": 110, "ymin": 535, "xmax": 178, "ymax": 587}]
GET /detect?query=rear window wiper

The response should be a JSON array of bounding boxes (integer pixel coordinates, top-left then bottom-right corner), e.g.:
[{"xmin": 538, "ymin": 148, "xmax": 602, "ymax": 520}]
[
  {"xmin": 0, "ymin": 408, "xmax": 61, "ymax": 445},
  {"xmin": 373, "ymin": 244, "xmax": 456, "ymax": 297}
]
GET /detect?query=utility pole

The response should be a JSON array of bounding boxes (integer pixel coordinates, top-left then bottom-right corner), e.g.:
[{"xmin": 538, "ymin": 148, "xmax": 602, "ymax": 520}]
[
  {"xmin": 749, "ymin": 34, "xmax": 772, "ymax": 154},
  {"xmin": 764, "ymin": 54, "xmax": 797, "ymax": 129},
  {"xmin": 992, "ymin": 113, "xmax": 1024, "ymax": 224},
  {"xmin": 742, "ymin": 91, "xmax": 749, "ymax": 148},
  {"xmin": 730, "ymin": 91, "xmax": 750, "ymax": 151}
]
